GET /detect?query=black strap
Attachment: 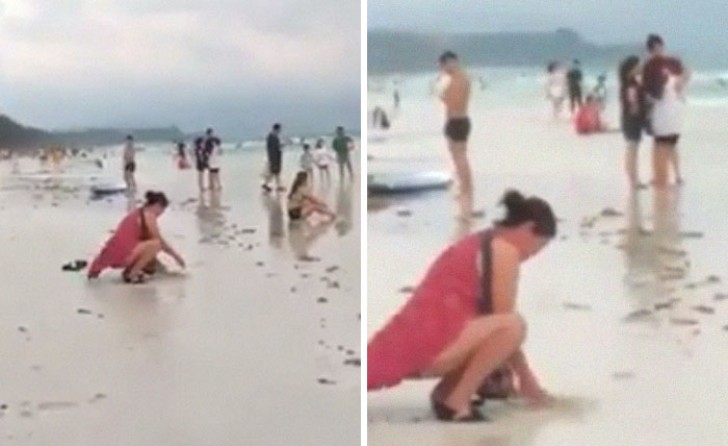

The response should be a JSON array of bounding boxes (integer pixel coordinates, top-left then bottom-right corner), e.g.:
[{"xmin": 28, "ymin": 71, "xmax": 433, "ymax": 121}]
[{"xmin": 477, "ymin": 231, "xmax": 494, "ymax": 314}]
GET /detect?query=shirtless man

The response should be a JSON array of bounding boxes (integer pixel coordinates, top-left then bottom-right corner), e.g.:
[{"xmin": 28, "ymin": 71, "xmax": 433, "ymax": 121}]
[{"xmin": 438, "ymin": 51, "xmax": 476, "ymax": 220}]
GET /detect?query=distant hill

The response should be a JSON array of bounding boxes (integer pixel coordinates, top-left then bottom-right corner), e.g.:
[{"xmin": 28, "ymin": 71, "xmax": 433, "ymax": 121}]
[
  {"xmin": 0, "ymin": 114, "xmax": 185, "ymax": 149},
  {"xmin": 368, "ymin": 28, "xmax": 642, "ymax": 74}
]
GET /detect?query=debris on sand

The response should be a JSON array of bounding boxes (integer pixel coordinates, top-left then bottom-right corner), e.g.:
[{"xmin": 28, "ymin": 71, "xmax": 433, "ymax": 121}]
[
  {"xmin": 17, "ymin": 326, "xmax": 28, "ymax": 333},
  {"xmin": 678, "ymin": 231, "xmax": 704, "ymax": 239},
  {"xmin": 317, "ymin": 378, "xmax": 336, "ymax": 385},
  {"xmin": 317, "ymin": 297, "xmax": 328, "ymax": 304},
  {"xmin": 600, "ymin": 208, "xmax": 623, "ymax": 217},
  {"xmin": 623, "ymin": 309, "xmax": 653, "ymax": 322},
  {"xmin": 654, "ymin": 299, "xmax": 681, "ymax": 311},
  {"xmin": 669, "ymin": 318, "xmax": 699, "ymax": 326},
  {"xmin": 723, "ymin": 325, "xmax": 728, "ymax": 332},
  {"xmin": 76, "ymin": 308, "xmax": 93, "ymax": 315},
  {"xmin": 612, "ymin": 371, "xmax": 635, "ymax": 380},
  {"xmin": 89, "ymin": 393, "xmax": 107, "ymax": 403},
  {"xmin": 241, "ymin": 228, "xmax": 256, "ymax": 234},
  {"xmin": 325, "ymin": 266, "xmax": 340, "ymax": 273},
  {"xmin": 344, "ymin": 358, "xmax": 361, "ymax": 367},
  {"xmin": 398, "ymin": 286, "xmax": 415, "ymax": 294},
  {"xmin": 714, "ymin": 293, "xmax": 728, "ymax": 301},
  {"xmin": 38, "ymin": 401, "xmax": 78, "ymax": 411},
  {"xmin": 563, "ymin": 302, "xmax": 592, "ymax": 311},
  {"xmin": 692, "ymin": 305, "xmax": 715, "ymax": 315},
  {"xmin": 396, "ymin": 209, "xmax": 412, "ymax": 217}
]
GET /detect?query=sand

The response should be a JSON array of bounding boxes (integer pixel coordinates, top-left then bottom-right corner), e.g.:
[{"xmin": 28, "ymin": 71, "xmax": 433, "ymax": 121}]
[
  {"xmin": 368, "ymin": 88, "xmax": 728, "ymax": 444},
  {"xmin": 0, "ymin": 146, "xmax": 360, "ymax": 445}
]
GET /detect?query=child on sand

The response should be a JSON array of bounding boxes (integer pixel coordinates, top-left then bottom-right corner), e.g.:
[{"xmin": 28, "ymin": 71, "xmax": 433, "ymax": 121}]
[
  {"xmin": 287, "ymin": 171, "xmax": 335, "ymax": 222},
  {"xmin": 368, "ymin": 190, "xmax": 557, "ymax": 421},
  {"xmin": 88, "ymin": 191, "xmax": 186, "ymax": 283}
]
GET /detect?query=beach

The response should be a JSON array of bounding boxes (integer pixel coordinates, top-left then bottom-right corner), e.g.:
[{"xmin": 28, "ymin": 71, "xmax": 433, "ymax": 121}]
[
  {"xmin": 367, "ymin": 72, "xmax": 728, "ymax": 445},
  {"xmin": 0, "ymin": 144, "xmax": 361, "ymax": 445}
]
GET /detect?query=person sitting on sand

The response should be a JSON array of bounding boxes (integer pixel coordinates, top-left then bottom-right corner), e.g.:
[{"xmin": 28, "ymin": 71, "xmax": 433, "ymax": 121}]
[
  {"xmin": 368, "ymin": 190, "xmax": 556, "ymax": 422},
  {"xmin": 574, "ymin": 95, "xmax": 605, "ymax": 135},
  {"xmin": 287, "ymin": 171, "xmax": 335, "ymax": 222},
  {"xmin": 88, "ymin": 191, "xmax": 186, "ymax": 283}
]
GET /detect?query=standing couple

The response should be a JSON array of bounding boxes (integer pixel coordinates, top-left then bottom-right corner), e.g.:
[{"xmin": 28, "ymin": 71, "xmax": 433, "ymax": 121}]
[{"xmin": 620, "ymin": 34, "xmax": 689, "ymax": 190}]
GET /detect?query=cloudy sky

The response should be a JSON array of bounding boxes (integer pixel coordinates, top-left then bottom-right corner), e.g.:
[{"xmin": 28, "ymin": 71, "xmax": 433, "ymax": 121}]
[
  {"xmin": 369, "ymin": 1, "xmax": 728, "ymax": 55},
  {"xmin": 0, "ymin": 0, "xmax": 360, "ymax": 138}
]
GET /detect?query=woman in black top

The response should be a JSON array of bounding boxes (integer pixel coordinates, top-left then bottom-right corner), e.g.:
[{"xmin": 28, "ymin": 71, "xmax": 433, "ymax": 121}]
[{"xmin": 619, "ymin": 56, "xmax": 646, "ymax": 190}]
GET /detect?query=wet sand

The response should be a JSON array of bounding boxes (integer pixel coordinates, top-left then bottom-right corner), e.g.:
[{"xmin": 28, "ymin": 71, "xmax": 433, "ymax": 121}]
[
  {"xmin": 0, "ymin": 147, "xmax": 360, "ymax": 445},
  {"xmin": 368, "ymin": 97, "xmax": 728, "ymax": 444}
]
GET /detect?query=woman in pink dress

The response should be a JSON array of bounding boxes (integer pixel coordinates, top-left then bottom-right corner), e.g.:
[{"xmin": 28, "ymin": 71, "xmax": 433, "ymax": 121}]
[
  {"xmin": 368, "ymin": 190, "xmax": 557, "ymax": 422},
  {"xmin": 88, "ymin": 191, "xmax": 186, "ymax": 283}
]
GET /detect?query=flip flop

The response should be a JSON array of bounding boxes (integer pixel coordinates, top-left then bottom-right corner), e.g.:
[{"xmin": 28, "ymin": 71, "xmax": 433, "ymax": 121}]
[{"xmin": 122, "ymin": 271, "xmax": 147, "ymax": 284}]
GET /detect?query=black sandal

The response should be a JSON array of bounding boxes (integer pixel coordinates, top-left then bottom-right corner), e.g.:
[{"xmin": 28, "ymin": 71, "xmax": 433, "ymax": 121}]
[
  {"xmin": 431, "ymin": 400, "xmax": 489, "ymax": 423},
  {"xmin": 122, "ymin": 271, "xmax": 147, "ymax": 284}
]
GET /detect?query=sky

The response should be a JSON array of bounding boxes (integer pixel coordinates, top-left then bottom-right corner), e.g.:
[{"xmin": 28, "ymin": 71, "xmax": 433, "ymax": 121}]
[
  {"xmin": 368, "ymin": 1, "xmax": 728, "ymax": 58},
  {"xmin": 0, "ymin": 0, "xmax": 360, "ymax": 138}
]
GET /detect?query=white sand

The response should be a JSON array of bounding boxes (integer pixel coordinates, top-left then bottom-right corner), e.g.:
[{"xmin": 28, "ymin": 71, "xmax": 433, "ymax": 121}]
[
  {"xmin": 368, "ymin": 92, "xmax": 728, "ymax": 444},
  {"xmin": 0, "ymin": 148, "xmax": 360, "ymax": 445}
]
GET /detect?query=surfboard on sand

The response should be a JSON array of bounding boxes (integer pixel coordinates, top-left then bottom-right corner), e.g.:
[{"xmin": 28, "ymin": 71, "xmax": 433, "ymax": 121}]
[
  {"xmin": 90, "ymin": 183, "xmax": 127, "ymax": 196},
  {"xmin": 368, "ymin": 171, "xmax": 452, "ymax": 195}
]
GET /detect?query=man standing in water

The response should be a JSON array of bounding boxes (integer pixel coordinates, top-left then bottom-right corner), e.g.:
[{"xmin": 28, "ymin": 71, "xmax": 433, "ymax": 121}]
[
  {"xmin": 122, "ymin": 134, "xmax": 137, "ymax": 193},
  {"xmin": 438, "ymin": 51, "xmax": 476, "ymax": 220},
  {"xmin": 263, "ymin": 123, "xmax": 284, "ymax": 192},
  {"xmin": 567, "ymin": 59, "xmax": 584, "ymax": 113},
  {"xmin": 332, "ymin": 126, "xmax": 354, "ymax": 181}
]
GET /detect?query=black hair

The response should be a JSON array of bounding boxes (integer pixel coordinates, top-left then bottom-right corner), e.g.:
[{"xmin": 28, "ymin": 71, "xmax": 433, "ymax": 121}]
[
  {"xmin": 144, "ymin": 191, "xmax": 169, "ymax": 208},
  {"xmin": 206, "ymin": 128, "xmax": 213, "ymax": 135},
  {"xmin": 619, "ymin": 55, "xmax": 641, "ymax": 103},
  {"xmin": 289, "ymin": 171, "xmax": 309, "ymax": 199},
  {"xmin": 273, "ymin": 123, "xmax": 281, "ymax": 131},
  {"xmin": 547, "ymin": 61, "xmax": 558, "ymax": 73},
  {"xmin": 496, "ymin": 190, "xmax": 556, "ymax": 237},
  {"xmin": 126, "ymin": 135, "xmax": 133, "ymax": 140},
  {"xmin": 194, "ymin": 137, "xmax": 204, "ymax": 147},
  {"xmin": 336, "ymin": 126, "xmax": 344, "ymax": 132},
  {"xmin": 303, "ymin": 144, "xmax": 311, "ymax": 151},
  {"xmin": 646, "ymin": 34, "xmax": 664, "ymax": 51},
  {"xmin": 438, "ymin": 50, "xmax": 458, "ymax": 65}
]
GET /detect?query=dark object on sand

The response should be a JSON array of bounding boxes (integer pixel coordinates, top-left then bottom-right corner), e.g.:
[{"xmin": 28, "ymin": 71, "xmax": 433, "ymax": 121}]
[
  {"xmin": 62, "ymin": 260, "xmax": 88, "ymax": 272},
  {"xmin": 563, "ymin": 302, "xmax": 592, "ymax": 311},
  {"xmin": 76, "ymin": 308, "xmax": 93, "ymax": 315},
  {"xmin": 344, "ymin": 358, "xmax": 361, "ymax": 367},
  {"xmin": 600, "ymin": 208, "xmax": 623, "ymax": 217},
  {"xmin": 398, "ymin": 286, "xmax": 415, "ymax": 294},
  {"xmin": 317, "ymin": 378, "xmax": 336, "ymax": 385},
  {"xmin": 317, "ymin": 297, "xmax": 328, "ymax": 304},
  {"xmin": 624, "ymin": 309, "xmax": 653, "ymax": 322},
  {"xmin": 669, "ymin": 317, "xmax": 699, "ymax": 326},
  {"xmin": 368, "ymin": 171, "xmax": 452, "ymax": 195},
  {"xmin": 692, "ymin": 305, "xmax": 715, "ymax": 315}
]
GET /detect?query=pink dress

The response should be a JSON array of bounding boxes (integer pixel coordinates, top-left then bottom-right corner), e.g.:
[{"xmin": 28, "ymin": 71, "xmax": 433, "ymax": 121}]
[
  {"xmin": 88, "ymin": 209, "xmax": 147, "ymax": 278},
  {"xmin": 368, "ymin": 231, "xmax": 485, "ymax": 391}
]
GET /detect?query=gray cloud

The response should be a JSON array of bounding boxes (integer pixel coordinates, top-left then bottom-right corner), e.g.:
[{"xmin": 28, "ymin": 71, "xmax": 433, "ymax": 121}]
[{"xmin": 0, "ymin": 0, "xmax": 360, "ymax": 137}]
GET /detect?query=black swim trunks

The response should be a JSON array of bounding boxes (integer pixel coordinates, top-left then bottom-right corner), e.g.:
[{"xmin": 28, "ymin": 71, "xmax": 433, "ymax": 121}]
[
  {"xmin": 288, "ymin": 208, "xmax": 302, "ymax": 220},
  {"xmin": 655, "ymin": 134, "xmax": 680, "ymax": 145},
  {"xmin": 124, "ymin": 162, "xmax": 136, "ymax": 173},
  {"xmin": 444, "ymin": 117, "xmax": 471, "ymax": 143},
  {"xmin": 196, "ymin": 160, "xmax": 208, "ymax": 172}
]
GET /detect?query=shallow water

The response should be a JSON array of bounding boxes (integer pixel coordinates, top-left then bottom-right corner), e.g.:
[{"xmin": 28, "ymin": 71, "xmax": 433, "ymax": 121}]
[
  {"xmin": 368, "ymin": 79, "xmax": 728, "ymax": 445},
  {"xmin": 0, "ymin": 147, "xmax": 361, "ymax": 445}
]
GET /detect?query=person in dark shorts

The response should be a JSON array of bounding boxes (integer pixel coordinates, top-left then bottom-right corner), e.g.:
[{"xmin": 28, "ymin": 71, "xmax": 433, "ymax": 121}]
[
  {"xmin": 619, "ymin": 56, "xmax": 647, "ymax": 190},
  {"xmin": 193, "ymin": 137, "xmax": 209, "ymax": 191},
  {"xmin": 567, "ymin": 59, "xmax": 584, "ymax": 113},
  {"xmin": 122, "ymin": 135, "xmax": 137, "ymax": 192},
  {"xmin": 287, "ymin": 171, "xmax": 335, "ymax": 221},
  {"xmin": 263, "ymin": 123, "xmax": 285, "ymax": 192},
  {"xmin": 332, "ymin": 126, "xmax": 354, "ymax": 181},
  {"xmin": 438, "ymin": 50, "xmax": 477, "ymax": 220}
]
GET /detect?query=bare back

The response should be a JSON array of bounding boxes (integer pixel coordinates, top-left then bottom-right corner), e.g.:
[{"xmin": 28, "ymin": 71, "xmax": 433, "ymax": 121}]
[{"xmin": 443, "ymin": 70, "xmax": 471, "ymax": 118}]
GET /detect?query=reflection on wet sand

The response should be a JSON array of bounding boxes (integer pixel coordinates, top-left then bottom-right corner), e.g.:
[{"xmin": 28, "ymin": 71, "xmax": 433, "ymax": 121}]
[
  {"xmin": 335, "ymin": 183, "xmax": 354, "ymax": 236},
  {"xmin": 196, "ymin": 191, "xmax": 227, "ymax": 240},
  {"xmin": 262, "ymin": 194, "xmax": 285, "ymax": 248},
  {"xmin": 288, "ymin": 220, "xmax": 334, "ymax": 261}
]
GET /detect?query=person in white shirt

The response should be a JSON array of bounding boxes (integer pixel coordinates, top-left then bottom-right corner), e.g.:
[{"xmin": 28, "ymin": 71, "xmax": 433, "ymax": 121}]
[
  {"xmin": 207, "ymin": 138, "xmax": 223, "ymax": 191},
  {"xmin": 300, "ymin": 143, "xmax": 315, "ymax": 185},
  {"xmin": 312, "ymin": 138, "xmax": 332, "ymax": 184}
]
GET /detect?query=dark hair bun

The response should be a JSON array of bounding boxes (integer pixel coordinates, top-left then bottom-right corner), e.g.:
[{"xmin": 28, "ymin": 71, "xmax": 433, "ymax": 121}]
[
  {"xmin": 501, "ymin": 190, "xmax": 525, "ymax": 212},
  {"xmin": 145, "ymin": 191, "xmax": 157, "ymax": 202}
]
